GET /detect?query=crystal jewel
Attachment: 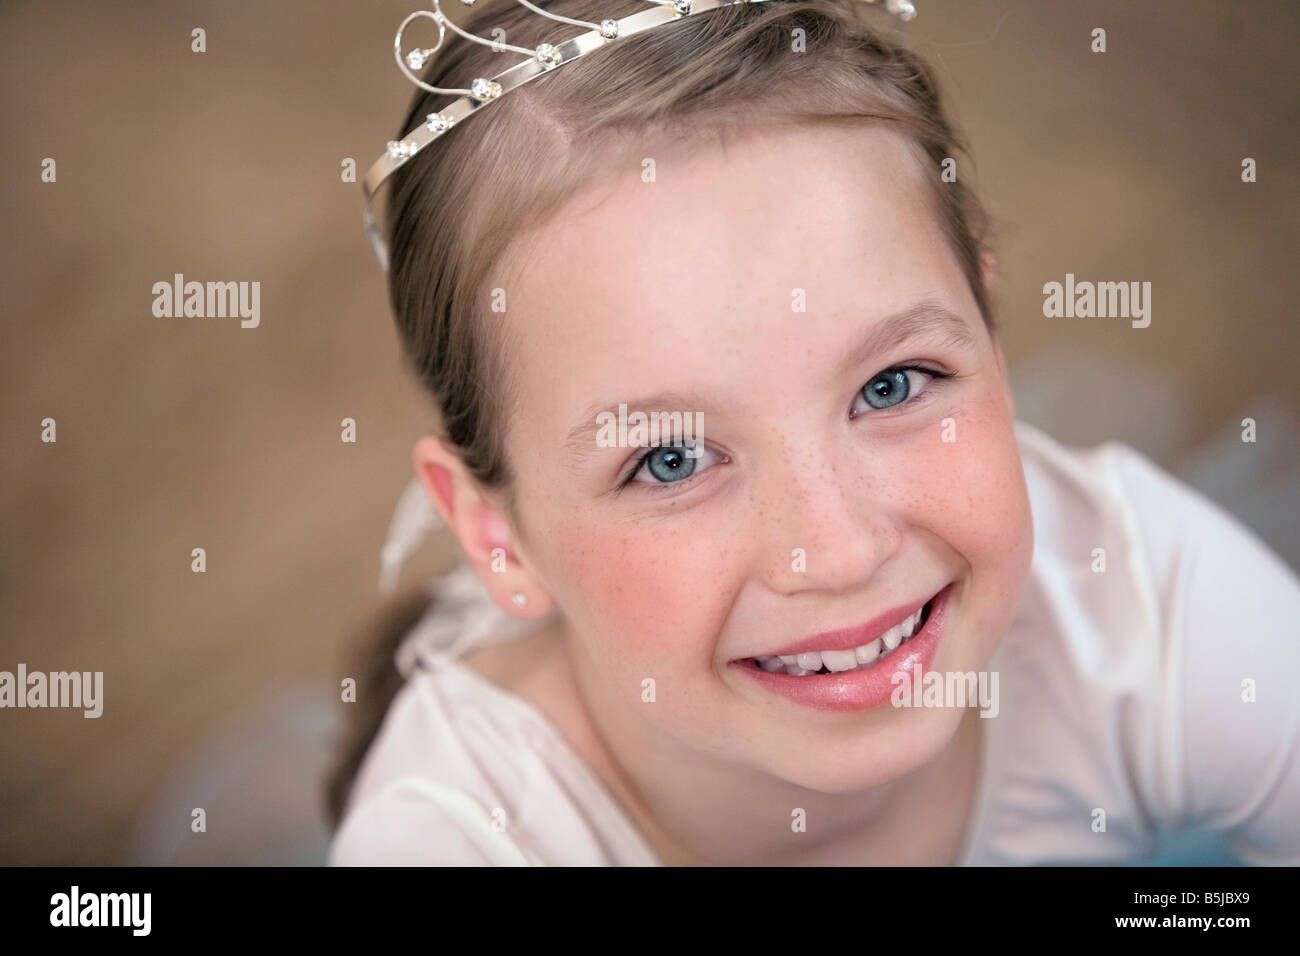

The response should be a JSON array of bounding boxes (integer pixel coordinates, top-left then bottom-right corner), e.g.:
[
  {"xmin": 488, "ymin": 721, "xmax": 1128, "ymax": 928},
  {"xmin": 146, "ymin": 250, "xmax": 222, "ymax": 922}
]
[
  {"xmin": 470, "ymin": 77, "xmax": 502, "ymax": 99},
  {"xmin": 536, "ymin": 43, "xmax": 561, "ymax": 68},
  {"xmin": 887, "ymin": 0, "xmax": 917, "ymax": 20}
]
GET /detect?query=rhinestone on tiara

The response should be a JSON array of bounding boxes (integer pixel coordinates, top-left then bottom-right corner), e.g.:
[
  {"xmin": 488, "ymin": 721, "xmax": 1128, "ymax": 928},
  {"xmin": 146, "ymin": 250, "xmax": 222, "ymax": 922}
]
[{"xmin": 362, "ymin": 0, "xmax": 917, "ymax": 269}]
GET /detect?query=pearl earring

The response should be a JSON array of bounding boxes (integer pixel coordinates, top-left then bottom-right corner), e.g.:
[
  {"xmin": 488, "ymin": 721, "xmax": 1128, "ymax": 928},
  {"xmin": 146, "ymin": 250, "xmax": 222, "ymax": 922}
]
[{"xmin": 511, "ymin": 592, "xmax": 527, "ymax": 608}]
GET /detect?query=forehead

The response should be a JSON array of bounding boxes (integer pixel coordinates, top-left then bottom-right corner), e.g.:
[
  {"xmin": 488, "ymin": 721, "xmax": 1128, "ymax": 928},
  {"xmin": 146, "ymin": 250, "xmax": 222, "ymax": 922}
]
[
  {"xmin": 494, "ymin": 122, "xmax": 961, "ymax": 426},
  {"xmin": 502, "ymin": 122, "xmax": 943, "ymax": 328}
]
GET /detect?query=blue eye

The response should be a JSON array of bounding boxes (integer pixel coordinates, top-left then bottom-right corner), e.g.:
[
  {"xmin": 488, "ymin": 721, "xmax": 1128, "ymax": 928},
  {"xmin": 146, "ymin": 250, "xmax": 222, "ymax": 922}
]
[
  {"xmin": 863, "ymin": 369, "xmax": 910, "ymax": 408},
  {"xmin": 623, "ymin": 442, "xmax": 725, "ymax": 491},
  {"xmin": 643, "ymin": 446, "xmax": 694, "ymax": 482},
  {"xmin": 854, "ymin": 365, "xmax": 950, "ymax": 415}
]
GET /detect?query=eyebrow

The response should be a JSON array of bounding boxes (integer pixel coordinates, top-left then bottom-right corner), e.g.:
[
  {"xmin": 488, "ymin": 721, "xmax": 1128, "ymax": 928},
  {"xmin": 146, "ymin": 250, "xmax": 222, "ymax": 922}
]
[
  {"xmin": 565, "ymin": 389, "xmax": 724, "ymax": 465},
  {"xmin": 837, "ymin": 298, "xmax": 977, "ymax": 377},
  {"xmin": 563, "ymin": 298, "xmax": 978, "ymax": 461}
]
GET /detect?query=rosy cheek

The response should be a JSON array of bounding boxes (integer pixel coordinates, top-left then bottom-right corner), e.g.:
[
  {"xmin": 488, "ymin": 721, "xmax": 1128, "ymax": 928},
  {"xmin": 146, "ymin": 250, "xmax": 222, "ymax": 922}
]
[
  {"xmin": 551, "ymin": 518, "xmax": 727, "ymax": 674},
  {"xmin": 889, "ymin": 389, "xmax": 1031, "ymax": 567},
  {"xmin": 953, "ymin": 399, "xmax": 1033, "ymax": 560},
  {"xmin": 918, "ymin": 393, "xmax": 1034, "ymax": 611}
]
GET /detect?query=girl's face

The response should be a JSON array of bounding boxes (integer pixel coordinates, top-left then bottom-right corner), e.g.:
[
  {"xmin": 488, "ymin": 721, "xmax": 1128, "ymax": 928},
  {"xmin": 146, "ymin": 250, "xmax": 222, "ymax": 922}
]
[{"xmin": 492, "ymin": 122, "xmax": 1033, "ymax": 793}]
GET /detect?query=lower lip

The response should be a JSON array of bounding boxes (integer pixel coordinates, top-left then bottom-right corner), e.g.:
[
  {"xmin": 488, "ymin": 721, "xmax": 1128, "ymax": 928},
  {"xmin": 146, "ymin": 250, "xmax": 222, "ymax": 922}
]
[{"xmin": 731, "ymin": 584, "xmax": 954, "ymax": 712}]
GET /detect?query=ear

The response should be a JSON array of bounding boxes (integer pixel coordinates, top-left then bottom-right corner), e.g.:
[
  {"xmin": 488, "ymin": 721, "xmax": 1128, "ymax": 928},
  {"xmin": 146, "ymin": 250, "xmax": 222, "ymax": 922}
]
[
  {"xmin": 991, "ymin": 338, "xmax": 1016, "ymax": 418},
  {"xmin": 979, "ymin": 248, "xmax": 997, "ymax": 303},
  {"xmin": 977, "ymin": 250, "xmax": 1016, "ymax": 419},
  {"xmin": 412, "ymin": 435, "xmax": 555, "ymax": 619}
]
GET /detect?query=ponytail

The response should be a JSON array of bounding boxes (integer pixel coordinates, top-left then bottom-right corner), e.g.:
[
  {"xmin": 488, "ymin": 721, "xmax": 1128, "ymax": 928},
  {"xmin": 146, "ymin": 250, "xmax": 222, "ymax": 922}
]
[{"xmin": 324, "ymin": 587, "xmax": 435, "ymax": 829}]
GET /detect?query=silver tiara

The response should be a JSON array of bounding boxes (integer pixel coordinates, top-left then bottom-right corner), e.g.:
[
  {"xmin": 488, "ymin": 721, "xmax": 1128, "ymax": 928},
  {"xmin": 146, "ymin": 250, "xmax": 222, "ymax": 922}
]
[{"xmin": 361, "ymin": 0, "xmax": 917, "ymax": 269}]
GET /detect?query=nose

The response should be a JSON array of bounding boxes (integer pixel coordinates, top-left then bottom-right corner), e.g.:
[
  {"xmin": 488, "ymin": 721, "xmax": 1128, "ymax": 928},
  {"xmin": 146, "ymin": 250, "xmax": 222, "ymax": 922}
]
[{"xmin": 754, "ymin": 433, "xmax": 902, "ymax": 596}]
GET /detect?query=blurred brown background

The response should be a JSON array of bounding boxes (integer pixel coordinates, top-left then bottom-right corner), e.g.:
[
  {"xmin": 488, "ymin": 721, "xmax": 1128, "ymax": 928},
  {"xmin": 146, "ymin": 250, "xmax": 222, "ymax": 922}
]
[{"xmin": 1, "ymin": 0, "xmax": 1296, "ymax": 864}]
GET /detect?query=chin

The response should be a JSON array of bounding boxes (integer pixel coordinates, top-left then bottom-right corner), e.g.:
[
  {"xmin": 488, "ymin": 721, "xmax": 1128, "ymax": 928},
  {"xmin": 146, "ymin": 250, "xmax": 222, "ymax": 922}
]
[{"xmin": 760, "ymin": 704, "xmax": 968, "ymax": 795}]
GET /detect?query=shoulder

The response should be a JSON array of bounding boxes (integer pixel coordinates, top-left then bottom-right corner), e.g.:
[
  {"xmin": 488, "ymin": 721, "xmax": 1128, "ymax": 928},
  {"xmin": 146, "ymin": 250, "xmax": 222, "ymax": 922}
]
[
  {"xmin": 328, "ymin": 619, "xmax": 644, "ymax": 866},
  {"xmin": 1014, "ymin": 418, "xmax": 1300, "ymax": 635},
  {"xmin": 328, "ymin": 657, "xmax": 544, "ymax": 865},
  {"xmin": 990, "ymin": 421, "xmax": 1300, "ymax": 862},
  {"xmin": 329, "ymin": 775, "xmax": 526, "ymax": 866}
]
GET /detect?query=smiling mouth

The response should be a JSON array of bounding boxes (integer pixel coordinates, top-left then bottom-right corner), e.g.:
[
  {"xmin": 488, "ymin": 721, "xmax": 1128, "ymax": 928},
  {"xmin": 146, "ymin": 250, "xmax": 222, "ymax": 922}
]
[{"xmin": 743, "ymin": 596, "xmax": 936, "ymax": 677}]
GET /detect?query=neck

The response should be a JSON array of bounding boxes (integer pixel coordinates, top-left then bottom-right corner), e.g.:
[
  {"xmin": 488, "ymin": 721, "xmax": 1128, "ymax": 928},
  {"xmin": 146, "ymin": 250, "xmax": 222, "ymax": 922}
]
[{"xmin": 560, "ymin": 625, "xmax": 985, "ymax": 866}]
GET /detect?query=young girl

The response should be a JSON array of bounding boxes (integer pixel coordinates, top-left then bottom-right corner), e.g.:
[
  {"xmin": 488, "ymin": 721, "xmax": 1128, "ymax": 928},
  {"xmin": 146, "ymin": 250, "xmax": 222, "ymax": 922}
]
[{"xmin": 326, "ymin": 0, "xmax": 1300, "ymax": 865}]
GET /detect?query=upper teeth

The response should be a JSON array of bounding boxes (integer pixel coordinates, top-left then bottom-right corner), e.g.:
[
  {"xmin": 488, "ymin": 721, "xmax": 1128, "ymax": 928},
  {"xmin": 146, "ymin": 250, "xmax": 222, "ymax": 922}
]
[{"xmin": 756, "ymin": 605, "xmax": 927, "ymax": 676}]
